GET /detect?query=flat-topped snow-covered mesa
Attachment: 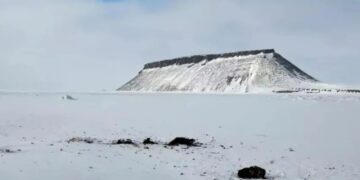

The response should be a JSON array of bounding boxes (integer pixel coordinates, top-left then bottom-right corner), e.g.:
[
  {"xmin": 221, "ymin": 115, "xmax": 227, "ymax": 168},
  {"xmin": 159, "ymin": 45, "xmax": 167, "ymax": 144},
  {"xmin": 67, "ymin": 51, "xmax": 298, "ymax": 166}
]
[{"xmin": 118, "ymin": 49, "xmax": 319, "ymax": 93}]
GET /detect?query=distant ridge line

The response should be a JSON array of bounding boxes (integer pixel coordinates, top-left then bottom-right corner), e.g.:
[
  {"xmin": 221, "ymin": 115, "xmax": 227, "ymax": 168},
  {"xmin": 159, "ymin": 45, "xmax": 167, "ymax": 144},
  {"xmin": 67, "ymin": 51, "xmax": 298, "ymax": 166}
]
[{"xmin": 143, "ymin": 49, "xmax": 275, "ymax": 69}]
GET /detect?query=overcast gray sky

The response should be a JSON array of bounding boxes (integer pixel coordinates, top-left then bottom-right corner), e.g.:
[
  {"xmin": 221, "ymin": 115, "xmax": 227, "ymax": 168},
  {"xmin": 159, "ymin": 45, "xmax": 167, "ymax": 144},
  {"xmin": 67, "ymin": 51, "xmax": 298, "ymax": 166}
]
[{"xmin": 0, "ymin": 0, "xmax": 359, "ymax": 91}]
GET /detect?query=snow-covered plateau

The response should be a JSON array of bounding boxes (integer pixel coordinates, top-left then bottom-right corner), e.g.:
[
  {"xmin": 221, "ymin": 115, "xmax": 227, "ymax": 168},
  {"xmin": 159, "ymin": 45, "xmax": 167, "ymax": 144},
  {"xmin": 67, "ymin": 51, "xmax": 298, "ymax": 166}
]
[
  {"xmin": 1, "ymin": 92, "xmax": 360, "ymax": 180},
  {"xmin": 119, "ymin": 49, "xmax": 324, "ymax": 93}
]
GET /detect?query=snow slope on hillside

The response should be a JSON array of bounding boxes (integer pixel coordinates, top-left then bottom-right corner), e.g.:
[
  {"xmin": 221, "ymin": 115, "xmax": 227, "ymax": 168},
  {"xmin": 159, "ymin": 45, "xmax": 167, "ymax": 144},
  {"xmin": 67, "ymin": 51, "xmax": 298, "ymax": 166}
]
[
  {"xmin": 119, "ymin": 50, "xmax": 319, "ymax": 92},
  {"xmin": 1, "ymin": 92, "xmax": 360, "ymax": 180}
]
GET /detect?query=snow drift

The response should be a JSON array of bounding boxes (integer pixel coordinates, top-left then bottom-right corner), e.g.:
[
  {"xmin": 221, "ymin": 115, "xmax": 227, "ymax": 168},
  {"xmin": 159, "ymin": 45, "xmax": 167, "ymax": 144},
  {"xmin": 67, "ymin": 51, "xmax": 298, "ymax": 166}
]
[{"xmin": 118, "ymin": 49, "xmax": 319, "ymax": 93}]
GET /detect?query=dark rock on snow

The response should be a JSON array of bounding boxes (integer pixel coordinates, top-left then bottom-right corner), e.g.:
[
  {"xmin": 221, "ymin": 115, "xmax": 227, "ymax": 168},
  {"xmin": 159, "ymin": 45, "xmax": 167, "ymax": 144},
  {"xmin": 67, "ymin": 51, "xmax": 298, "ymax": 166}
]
[
  {"xmin": 168, "ymin": 137, "xmax": 200, "ymax": 146},
  {"xmin": 62, "ymin": 95, "xmax": 77, "ymax": 100},
  {"xmin": 113, "ymin": 139, "xmax": 136, "ymax": 145},
  {"xmin": 67, "ymin": 137, "xmax": 95, "ymax": 144},
  {"xmin": 0, "ymin": 148, "xmax": 21, "ymax": 153},
  {"xmin": 238, "ymin": 166, "xmax": 266, "ymax": 179},
  {"xmin": 143, "ymin": 138, "xmax": 158, "ymax": 145}
]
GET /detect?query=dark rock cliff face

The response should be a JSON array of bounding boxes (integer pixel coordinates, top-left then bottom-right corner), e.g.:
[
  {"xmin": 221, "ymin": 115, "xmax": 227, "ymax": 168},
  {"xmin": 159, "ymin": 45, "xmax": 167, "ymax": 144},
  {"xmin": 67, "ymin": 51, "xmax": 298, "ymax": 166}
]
[{"xmin": 143, "ymin": 49, "xmax": 275, "ymax": 70}]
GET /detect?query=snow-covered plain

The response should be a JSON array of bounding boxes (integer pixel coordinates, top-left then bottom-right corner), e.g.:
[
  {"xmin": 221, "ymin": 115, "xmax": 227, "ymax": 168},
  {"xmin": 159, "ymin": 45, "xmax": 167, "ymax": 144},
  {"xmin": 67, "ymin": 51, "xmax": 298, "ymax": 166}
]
[{"xmin": 1, "ymin": 92, "xmax": 360, "ymax": 180}]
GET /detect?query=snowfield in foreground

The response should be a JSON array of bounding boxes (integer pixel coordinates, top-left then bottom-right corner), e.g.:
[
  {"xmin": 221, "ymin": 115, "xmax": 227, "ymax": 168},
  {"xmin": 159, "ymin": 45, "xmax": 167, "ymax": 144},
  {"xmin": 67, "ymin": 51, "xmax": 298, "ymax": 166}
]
[{"xmin": 1, "ymin": 92, "xmax": 360, "ymax": 180}]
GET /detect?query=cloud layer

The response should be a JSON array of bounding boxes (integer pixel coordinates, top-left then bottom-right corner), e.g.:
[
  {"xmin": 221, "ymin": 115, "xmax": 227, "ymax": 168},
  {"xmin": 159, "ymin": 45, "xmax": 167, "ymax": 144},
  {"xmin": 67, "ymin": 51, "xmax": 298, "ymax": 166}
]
[{"xmin": 0, "ymin": 0, "xmax": 359, "ymax": 91}]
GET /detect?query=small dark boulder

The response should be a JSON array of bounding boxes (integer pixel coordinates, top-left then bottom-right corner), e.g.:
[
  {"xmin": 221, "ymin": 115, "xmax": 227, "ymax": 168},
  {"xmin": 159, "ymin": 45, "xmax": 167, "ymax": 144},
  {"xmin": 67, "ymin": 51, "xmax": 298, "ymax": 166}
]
[
  {"xmin": 168, "ymin": 137, "xmax": 200, "ymax": 146},
  {"xmin": 237, "ymin": 166, "xmax": 266, "ymax": 179},
  {"xmin": 113, "ymin": 139, "xmax": 135, "ymax": 145},
  {"xmin": 62, "ymin": 95, "xmax": 77, "ymax": 100},
  {"xmin": 143, "ymin": 138, "xmax": 158, "ymax": 145}
]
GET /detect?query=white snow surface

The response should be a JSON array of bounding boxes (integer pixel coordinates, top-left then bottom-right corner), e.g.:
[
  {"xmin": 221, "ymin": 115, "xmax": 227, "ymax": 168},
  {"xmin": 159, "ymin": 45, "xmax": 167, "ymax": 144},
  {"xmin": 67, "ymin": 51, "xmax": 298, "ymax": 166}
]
[
  {"xmin": 120, "ymin": 53, "xmax": 319, "ymax": 93},
  {"xmin": 1, "ymin": 92, "xmax": 360, "ymax": 180}
]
